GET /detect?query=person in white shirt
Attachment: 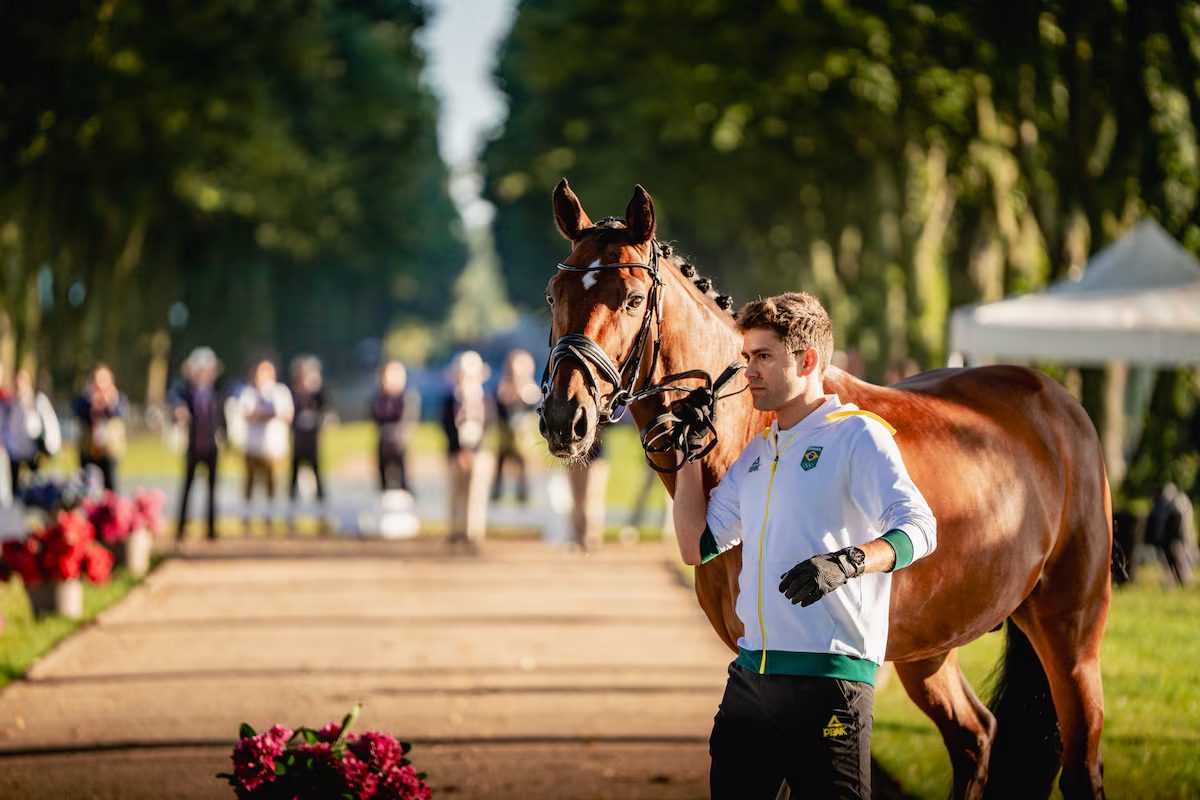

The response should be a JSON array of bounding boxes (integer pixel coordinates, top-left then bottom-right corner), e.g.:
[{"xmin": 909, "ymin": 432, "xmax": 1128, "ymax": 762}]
[
  {"xmin": 1, "ymin": 368, "xmax": 61, "ymax": 496},
  {"xmin": 237, "ymin": 358, "xmax": 294, "ymax": 530},
  {"xmin": 671, "ymin": 292, "xmax": 936, "ymax": 799}
]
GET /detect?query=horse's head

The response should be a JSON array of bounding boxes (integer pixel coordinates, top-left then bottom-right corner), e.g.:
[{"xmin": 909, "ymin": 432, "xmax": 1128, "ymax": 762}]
[{"xmin": 539, "ymin": 179, "xmax": 660, "ymax": 460}]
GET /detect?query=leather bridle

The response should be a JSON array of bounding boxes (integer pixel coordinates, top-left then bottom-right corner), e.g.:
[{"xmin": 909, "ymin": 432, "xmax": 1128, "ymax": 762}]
[
  {"xmin": 541, "ymin": 233, "xmax": 746, "ymax": 472},
  {"xmin": 541, "ymin": 238, "xmax": 664, "ymax": 425}
]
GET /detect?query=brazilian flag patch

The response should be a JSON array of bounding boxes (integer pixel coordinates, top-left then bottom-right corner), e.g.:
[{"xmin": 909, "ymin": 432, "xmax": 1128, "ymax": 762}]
[{"xmin": 801, "ymin": 446, "xmax": 823, "ymax": 471}]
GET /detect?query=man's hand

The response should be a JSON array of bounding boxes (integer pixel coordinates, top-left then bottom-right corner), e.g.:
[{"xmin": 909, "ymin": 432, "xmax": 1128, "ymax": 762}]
[
  {"xmin": 778, "ymin": 546, "xmax": 866, "ymax": 607},
  {"xmin": 669, "ymin": 387, "xmax": 715, "ymax": 452}
]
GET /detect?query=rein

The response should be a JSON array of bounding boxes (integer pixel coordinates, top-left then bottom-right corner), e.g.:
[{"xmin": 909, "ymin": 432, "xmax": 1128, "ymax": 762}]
[{"xmin": 541, "ymin": 237, "xmax": 745, "ymax": 472}]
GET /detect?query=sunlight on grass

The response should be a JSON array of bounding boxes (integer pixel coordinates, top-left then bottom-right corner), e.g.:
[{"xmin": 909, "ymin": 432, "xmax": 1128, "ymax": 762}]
[{"xmin": 0, "ymin": 568, "xmax": 146, "ymax": 689}]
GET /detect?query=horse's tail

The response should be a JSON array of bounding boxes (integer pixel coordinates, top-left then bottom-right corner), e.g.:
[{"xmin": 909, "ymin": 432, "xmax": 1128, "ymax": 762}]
[{"xmin": 982, "ymin": 620, "xmax": 1062, "ymax": 799}]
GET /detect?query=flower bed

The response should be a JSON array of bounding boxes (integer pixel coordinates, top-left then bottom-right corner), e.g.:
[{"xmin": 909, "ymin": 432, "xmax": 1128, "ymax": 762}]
[
  {"xmin": 220, "ymin": 706, "xmax": 431, "ymax": 799},
  {"xmin": 0, "ymin": 511, "xmax": 113, "ymax": 618}
]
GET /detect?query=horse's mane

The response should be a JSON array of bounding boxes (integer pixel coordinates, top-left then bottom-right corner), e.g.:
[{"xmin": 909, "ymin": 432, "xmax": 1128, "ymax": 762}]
[{"xmin": 588, "ymin": 216, "xmax": 736, "ymax": 316}]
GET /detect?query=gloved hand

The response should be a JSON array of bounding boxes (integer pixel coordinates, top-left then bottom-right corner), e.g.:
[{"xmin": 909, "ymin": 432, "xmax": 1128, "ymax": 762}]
[
  {"xmin": 779, "ymin": 546, "xmax": 866, "ymax": 607},
  {"xmin": 669, "ymin": 387, "xmax": 715, "ymax": 452}
]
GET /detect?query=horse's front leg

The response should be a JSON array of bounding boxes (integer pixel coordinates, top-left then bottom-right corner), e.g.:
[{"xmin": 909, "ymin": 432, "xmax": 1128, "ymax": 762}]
[{"xmin": 895, "ymin": 651, "xmax": 996, "ymax": 800}]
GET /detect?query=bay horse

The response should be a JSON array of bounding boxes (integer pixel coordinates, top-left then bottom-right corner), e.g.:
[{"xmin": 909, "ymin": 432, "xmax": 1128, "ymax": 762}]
[{"xmin": 539, "ymin": 180, "xmax": 1111, "ymax": 800}]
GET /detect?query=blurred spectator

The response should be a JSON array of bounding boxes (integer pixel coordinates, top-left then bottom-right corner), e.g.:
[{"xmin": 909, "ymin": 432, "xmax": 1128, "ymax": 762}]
[
  {"xmin": 883, "ymin": 357, "xmax": 921, "ymax": 385},
  {"xmin": 492, "ymin": 349, "xmax": 541, "ymax": 505},
  {"xmin": 1, "ymin": 367, "xmax": 61, "ymax": 496},
  {"xmin": 71, "ymin": 362, "xmax": 127, "ymax": 491},
  {"xmin": 372, "ymin": 360, "xmax": 420, "ymax": 493},
  {"xmin": 831, "ymin": 347, "xmax": 868, "ymax": 379},
  {"xmin": 567, "ymin": 436, "xmax": 608, "ymax": 551},
  {"xmin": 169, "ymin": 347, "xmax": 225, "ymax": 541},
  {"xmin": 237, "ymin": 358, "xmax": 293, "ymax": 530},
  {"xmin": 289, "ymin": 355, "xmax": 329, "ymax": 509},
  {"xmin": 1146, "ymin": 482, "xmax": 1195, "ymax": 587},
  {"xmin": 442, "ymin": 351, "xmax": 491, "ymax": 547}
]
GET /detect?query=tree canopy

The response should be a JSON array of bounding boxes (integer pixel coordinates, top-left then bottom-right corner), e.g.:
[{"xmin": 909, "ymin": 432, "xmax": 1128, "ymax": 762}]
[
  {"xmin": 0, "ymin": 0, "xmax": 465, "ymax": 394},
  {"xmin": 483, "ymin": 0, "xmax": 1200, "ymax": 374}
]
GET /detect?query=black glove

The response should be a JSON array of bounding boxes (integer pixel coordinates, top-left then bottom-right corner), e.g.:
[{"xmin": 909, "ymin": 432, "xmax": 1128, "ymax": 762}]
[
  {"xmin": 779, "ymin": 546, "xmax": 866, "ymax": 607},
  {"xmin": 669, "ymin": 387, "xmax": 715, "ymax": 452}
]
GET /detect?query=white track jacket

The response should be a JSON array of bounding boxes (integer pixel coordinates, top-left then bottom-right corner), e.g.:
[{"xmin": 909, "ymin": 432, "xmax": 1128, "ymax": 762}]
[{"xmin": 703, "ymin": 394, "xmax": 936, "ymax": 685}]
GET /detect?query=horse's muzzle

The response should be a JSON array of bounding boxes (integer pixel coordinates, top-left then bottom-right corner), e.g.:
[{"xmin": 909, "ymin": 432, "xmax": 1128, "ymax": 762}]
[{"xmin": 539, "ymin": 395, "xmax": 597, "ymax": 458}]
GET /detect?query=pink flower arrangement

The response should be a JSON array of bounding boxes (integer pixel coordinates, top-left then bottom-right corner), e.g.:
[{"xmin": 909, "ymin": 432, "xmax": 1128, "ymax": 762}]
[
  {"xmin": 83, "ymin": 492, "xmax": 135, "ymax": 544},
  {"xmin": 0, "ymin": 511, "xmax": 113, "ymax": 587},
  {"xmin": 218, "ymin": 706, "xmax": 431, "ymax": 800},
  {"xmin": 82, "ymin": 489, "xmax": 167, "ymax": 544},
  {"xmin": 130, "ymin": 489, "xmax": 167, "ymax": 536}
]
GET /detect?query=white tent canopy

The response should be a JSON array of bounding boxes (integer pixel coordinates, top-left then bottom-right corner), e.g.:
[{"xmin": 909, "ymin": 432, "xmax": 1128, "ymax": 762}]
[{"xmin": 949, "ymin": 220, "xmax": 1200, "ymax": 366}]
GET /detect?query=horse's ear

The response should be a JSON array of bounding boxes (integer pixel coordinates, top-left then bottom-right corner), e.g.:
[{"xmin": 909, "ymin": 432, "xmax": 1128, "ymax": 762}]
[
  {"xmin": 625, "ymin": 184, "xmax": 656, "ymax": 244},
  {"xmin": 553, "ymin": 178, "xmax": 592, "ymax": 241}
]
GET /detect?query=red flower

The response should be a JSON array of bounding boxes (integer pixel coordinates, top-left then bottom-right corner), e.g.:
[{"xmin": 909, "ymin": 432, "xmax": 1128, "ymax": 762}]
[
  {"xmin": 2, "ymin": 538, "xmax": 42, "ymax": 586},
  {"xmin": 376, "ymin": 763, "xmax": 432, "ymax": 800},
  {"xmin": 316, "ymin": 721, "xmax": 342, "ymax": 742},
  {"xmin": 83, "ymin": 542, "xmax": 114, "ymax": 584},
  {"xmin": 231, "ymin": 726, "xmax": 291, "ymax": 795},
  {"xmin": 350, "ymin": 731, "xmax": 404, "ymax": 773},
  {"xmin": 337, "ymin": 754, "xmax": 378, "ymax": 800}
]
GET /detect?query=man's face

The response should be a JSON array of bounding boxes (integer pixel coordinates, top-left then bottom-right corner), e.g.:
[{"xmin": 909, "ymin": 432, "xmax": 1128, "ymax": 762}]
[{"xmin": 741, "ymin": 328, "xmax": 817, "ymax": 412}]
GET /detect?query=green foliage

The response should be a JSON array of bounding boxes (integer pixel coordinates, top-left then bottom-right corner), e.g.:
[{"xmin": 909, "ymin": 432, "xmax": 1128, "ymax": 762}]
[
  {"xmin": 873, "ymin": 572, "xmax": 1200, "ymax": 798},
  {"xmin": 0, "ymin": 0, "xmax": 465, "ymax": 394},
  {"xmin": 483, "ymin": 0, "xmax": 1200, "ymax": 378},
  {"xmin": 1123, "ymin": 370, "xmax": 1200, "ymax": 502}
]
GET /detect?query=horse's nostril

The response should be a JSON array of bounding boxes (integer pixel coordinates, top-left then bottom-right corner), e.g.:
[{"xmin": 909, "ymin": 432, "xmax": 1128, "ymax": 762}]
[{"xmin": 572, "ymin": 406, "xmax": 589, "ymax": 440}]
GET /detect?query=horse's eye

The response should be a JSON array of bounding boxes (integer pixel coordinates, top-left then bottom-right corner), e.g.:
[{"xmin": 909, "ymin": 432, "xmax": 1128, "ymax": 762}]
[
  {"xmin": 545, "ymin": 292, "xmax": 554, "ymax": 306},
  {"xmin": 626, "ymin": 293, "xmax": 645, "ymax": 310}
]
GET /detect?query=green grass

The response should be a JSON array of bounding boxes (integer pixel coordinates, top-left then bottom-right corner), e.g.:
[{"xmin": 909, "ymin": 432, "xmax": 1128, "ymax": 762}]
[
  {"xmin": 0, "ymin": 567, "xmax": 148, "ymax": 689},
  {"xmin": 869, "ymin": 568, "xmax": 1200, "ymax": 799}
]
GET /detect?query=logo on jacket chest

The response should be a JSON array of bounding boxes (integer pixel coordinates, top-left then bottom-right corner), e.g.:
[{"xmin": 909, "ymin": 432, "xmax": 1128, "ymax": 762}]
[
  {"xmin": 748, "ymin": 457, "xmax": 761, "ymax": 473},
  {"xmin": 801, "ymin": 446, "xmax": 823, "ymax": 471}
]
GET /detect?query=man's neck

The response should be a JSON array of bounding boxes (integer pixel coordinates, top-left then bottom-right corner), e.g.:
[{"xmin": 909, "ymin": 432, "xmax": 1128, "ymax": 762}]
[{"xmin": 775, "ymin": 389, "xmax": 829, "ymax": 431}]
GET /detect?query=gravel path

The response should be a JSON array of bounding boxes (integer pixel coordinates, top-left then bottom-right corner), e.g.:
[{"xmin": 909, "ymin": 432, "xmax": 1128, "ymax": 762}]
[{"xmin": 0, "ymin": 537, "xmax": 731, "ymax": 799}]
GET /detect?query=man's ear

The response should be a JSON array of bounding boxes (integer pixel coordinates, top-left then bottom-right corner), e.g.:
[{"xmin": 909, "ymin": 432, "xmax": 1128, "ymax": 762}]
[{"xmin": 798, "ymin": 348, "xmax": 820, "ymax": 377}]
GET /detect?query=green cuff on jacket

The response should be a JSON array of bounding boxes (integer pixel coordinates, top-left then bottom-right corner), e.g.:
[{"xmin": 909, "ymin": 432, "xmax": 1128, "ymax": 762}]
[
  {"xmin": 699, "ymin": 527, "xmax": 721, "ymax": 564},
  {"xmin": 881, "ymin": 529, "xmax": 914, "ymax": 570}
]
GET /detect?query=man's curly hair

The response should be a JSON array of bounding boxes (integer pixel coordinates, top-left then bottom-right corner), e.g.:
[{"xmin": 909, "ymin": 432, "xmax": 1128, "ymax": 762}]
[{"xmin": 735, "ymin": 292, "xmax": 834, "ymax": 375}]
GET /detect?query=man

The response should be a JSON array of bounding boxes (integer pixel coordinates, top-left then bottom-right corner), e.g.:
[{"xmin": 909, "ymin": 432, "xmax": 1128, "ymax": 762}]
[
  {"xmin": 169, "ymin": 347, "xmax": 225, "ymax": 541},
  {"xmin": 671, "ymin": 292, "xmax": 937, "ymax": 799}
]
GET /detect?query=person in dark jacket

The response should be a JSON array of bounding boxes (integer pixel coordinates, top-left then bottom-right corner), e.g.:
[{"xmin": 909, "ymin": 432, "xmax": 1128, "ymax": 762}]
[
  {"xmin": 169, "ymin": 347, "xmax": 225, "ymax": 541},
  {"xmin": 71, "ymin": 362, "xmax": 128, "ymax": 491},
  {"xmin": 289, "ymin": 355, "xmax": 329, "ymax": 508},
  {"xmin": 372, "ymin": 360, "xmax": 420, "ymax": 493}
]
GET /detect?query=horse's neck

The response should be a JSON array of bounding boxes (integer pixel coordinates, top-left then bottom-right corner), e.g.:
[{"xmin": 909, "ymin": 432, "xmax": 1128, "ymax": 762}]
[{"xmin": 630, "ymin": 269, "xmax": 769, "ymax": 494}]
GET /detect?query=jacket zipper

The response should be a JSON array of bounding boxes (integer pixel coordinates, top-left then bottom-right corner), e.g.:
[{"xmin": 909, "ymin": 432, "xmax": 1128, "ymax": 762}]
[{"xmin": 757, "ymin": 429, "xmax": 796, "ymax": 674}]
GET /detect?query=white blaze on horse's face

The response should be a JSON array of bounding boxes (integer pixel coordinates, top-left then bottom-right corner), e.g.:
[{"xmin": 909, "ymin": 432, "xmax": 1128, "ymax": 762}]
[{"xmin": 581, "ymin": 261, "xmax": 601, "ymax": 290}]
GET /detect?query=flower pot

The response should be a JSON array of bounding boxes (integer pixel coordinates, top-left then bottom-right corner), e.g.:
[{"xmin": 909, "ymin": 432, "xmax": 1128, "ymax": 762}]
[
  {"xmin": 122, "ymin": 528, "xmax": 153, "ymax": 577},
  {"xmin": 107, "ymin": 528, "xmax": 153, "ymax": 577},
  {"xmin": 26, "ymin": 578, "xmax": 84, "ymax": 619}
]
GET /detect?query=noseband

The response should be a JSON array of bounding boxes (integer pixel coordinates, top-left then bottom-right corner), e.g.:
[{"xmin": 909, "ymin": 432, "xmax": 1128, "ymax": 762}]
[{"xmin": 541, "ymin": 240, "xmax": 664, "ymax": 425}]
